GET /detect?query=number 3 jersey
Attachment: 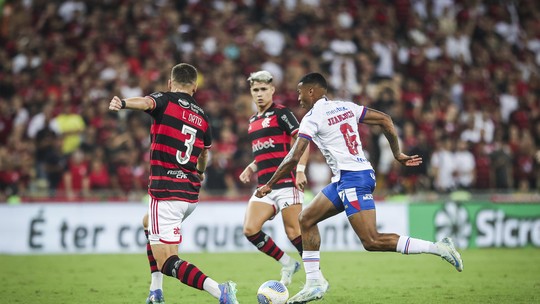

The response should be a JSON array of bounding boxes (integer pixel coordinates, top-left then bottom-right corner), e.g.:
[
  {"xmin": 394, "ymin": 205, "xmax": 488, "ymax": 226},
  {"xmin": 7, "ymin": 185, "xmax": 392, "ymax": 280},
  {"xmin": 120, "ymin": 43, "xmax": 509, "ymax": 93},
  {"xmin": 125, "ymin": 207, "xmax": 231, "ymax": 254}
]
[
  {"xmin": 145, "ymin": 92, "xmax": 212, "ymax": 202},
  {"xmin": 298, "ymin": 98, "xmax": 373, "ymax": 182},
  {"xmin": 248, "ymin": 103, "xmax": 300, "ymax": 189}
]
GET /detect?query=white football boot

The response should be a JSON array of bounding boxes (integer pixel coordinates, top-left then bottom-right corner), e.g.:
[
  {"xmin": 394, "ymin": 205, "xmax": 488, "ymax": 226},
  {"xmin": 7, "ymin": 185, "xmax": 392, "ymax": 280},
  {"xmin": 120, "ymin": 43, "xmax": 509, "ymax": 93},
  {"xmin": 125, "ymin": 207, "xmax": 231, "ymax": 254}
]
[
  {"xmin": 280, "ymin": 259, "xmax": 301, "ymax": 286},
  {"xmin": 436, "ymin": 237, "xmax": 464, "ymax": 272},
  {"xmin": 286, "ymin": 277, "xmax": 329, "ymax": 304}
]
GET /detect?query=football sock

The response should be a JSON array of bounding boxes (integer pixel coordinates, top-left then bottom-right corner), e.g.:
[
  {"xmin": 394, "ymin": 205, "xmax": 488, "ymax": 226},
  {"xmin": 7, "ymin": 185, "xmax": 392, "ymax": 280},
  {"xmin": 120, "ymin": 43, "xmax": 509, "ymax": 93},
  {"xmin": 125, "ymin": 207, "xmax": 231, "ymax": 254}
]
[
  {"xmin": 202, "ymin": 277, "xmax": 221, "ymax": 299},
  {"xmin": 144, "ymin": 229, "xmax": 163, "ymax": 291},
  {"xmin": 150, "ymin": 272, "xmax": 163, "ymax": 291},
  {"xmin": 303, "ymin": 251, "xmax": 322, "ymax": 280},
  {"xmin": 247, "ymin": 230, "xmax": 285, "ymax": 261},
  {"xmin": 278, "ymin": 253, "xmax": 291, "ymax": 266},
  {"xmin": 145, "ymin": 230, "xmax": 159, "ymax": 273},
  {"xmin": 161, "ymin": 255, "xmax": 207, "ymax": 290},
  {"xmin": 396, "ymin": 236, "xmax": 438, "ymax": 255},
  {"xmin": 290, "ymin": 235, "xmax": 303, "ymax": 256}
]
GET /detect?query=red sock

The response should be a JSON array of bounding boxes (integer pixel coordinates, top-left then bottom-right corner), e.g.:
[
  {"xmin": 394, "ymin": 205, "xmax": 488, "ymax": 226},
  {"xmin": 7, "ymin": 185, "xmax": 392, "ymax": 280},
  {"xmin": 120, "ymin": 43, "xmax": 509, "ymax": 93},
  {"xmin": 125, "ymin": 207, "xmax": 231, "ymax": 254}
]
[
  {"xmin": 290, "ymin": 235, "xmax": 303, "ymax": 256},
  {"xmin": 161, "ymin": 255, "xmax": 208, "ymax": 290},
  {"xmin": 247, "ymin": 231, "xmax": 284, "ymax": 261},
  {"xmin": 144, "ymin": 230, "xmax": 158, "ymax": 273}
]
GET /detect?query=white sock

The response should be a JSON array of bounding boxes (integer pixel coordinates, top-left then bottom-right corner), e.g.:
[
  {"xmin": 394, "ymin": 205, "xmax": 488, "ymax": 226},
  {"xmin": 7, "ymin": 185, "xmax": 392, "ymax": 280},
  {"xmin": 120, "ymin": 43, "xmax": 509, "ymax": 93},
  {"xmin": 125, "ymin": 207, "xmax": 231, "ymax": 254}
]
[
  {"xmin": 279, "ymin": 253, "xmax": 291, "ymax": 266},
  {"xmin": 203, "ymin": 277, "xmax": 221, "ymax": 299},
  {"xmin": 396, "ymin": 236, "xmax": 438, "ymax": 255},
  {"xmin": 150, "ymin": 272, "xmax": 163, "ymax": 291},
  {"xmin": 303, "ymin": 251, "xmax": 322, "ymax": 280}
]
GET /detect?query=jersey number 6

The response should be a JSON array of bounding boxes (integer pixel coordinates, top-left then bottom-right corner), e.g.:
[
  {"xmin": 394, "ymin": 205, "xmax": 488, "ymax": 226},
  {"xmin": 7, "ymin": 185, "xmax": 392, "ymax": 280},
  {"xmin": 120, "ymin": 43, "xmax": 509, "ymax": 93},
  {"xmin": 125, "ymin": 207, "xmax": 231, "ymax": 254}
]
[
  {"xmin": 176, "ymin": 125, "xmax": 197, "ymax": 164},
  {"xmin": 339, "ymin": 123, "xmax": 359, "ymax": 155}
]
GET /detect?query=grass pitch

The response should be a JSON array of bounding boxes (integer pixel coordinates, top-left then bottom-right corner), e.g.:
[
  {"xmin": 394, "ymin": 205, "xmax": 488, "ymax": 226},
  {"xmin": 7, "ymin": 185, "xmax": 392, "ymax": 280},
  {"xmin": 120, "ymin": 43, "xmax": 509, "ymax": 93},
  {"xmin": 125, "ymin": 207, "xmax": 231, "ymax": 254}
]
[{"xmin": 1, "ymin": 248, "xmax": 538, "ymax": 304}]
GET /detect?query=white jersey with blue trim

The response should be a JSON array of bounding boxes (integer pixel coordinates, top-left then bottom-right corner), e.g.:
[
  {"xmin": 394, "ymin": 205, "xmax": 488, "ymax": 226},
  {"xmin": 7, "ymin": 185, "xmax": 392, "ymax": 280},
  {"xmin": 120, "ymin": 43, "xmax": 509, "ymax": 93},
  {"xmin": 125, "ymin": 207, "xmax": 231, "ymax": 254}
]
[{"xmin": 298, "ymin": 97, "xmax": 373, "ymax": 182}]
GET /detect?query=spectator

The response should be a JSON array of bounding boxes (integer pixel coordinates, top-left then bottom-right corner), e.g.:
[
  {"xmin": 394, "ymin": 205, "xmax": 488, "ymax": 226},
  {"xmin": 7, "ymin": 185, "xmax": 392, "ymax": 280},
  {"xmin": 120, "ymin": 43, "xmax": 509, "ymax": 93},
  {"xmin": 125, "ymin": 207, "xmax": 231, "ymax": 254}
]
[
  {"xmin": 453, "ymin": 140, "xmax": 476, "ymax": 190},
  {"xmin": 430, "ymin": 137, "xmax": 456, "ymax": 193},
  {"xmin": 490, "ymin": 137, "xmax": 514, "ymax": 190},
  {"xmin": 0, "ymin": 0, "xmax": 538, "ymax": 201}
]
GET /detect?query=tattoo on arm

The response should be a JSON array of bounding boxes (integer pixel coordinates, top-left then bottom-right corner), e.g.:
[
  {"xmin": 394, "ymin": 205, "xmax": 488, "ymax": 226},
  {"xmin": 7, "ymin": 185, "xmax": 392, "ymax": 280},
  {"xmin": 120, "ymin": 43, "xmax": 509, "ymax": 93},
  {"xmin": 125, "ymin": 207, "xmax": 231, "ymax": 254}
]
[{"xmin": 382, "ymin": 123, "xmax": 400, "ymax": 157}]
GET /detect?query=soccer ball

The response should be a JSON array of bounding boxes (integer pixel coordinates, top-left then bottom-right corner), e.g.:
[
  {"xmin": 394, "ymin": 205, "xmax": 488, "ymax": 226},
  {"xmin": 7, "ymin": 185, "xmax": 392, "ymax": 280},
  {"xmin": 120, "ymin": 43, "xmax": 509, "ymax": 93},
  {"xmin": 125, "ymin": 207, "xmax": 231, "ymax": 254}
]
[{"xmin": 257, "ymin": 280, "xmax": 289, "ymax": 304}]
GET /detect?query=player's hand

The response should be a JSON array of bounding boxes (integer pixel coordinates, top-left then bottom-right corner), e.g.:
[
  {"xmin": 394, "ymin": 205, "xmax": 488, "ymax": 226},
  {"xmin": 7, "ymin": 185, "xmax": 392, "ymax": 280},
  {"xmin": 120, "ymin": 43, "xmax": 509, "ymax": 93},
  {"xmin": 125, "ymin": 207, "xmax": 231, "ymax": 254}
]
[
  {"xmin": 295, "ymin": 171, "xmax": 307, "ymax": 191},
  {"xmin": 239, "ymin": 166, "xmax": 253, "ymax": 184},
  {"xmin": 395, "ymin": 153, "xmax": 422, "ymax": 166},
  {"xmin": 255, "ymin": 184, "xmax": 272, "ymax": 198},
  {"xmin": 197, "ymin": 172, "xmax": 205, "ymax": 182},
  {"xmin": 109, "ymin": 96, "xmax": 122, "ymax": 112}
]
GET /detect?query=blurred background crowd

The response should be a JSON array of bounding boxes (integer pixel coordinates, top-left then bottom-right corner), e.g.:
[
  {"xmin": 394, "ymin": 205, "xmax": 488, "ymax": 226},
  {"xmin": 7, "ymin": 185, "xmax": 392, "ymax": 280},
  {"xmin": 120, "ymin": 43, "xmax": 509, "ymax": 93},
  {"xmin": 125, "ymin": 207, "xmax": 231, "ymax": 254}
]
[{"xmin": 0, "ymin": 0, "xmax": 539, "ymax": 202}]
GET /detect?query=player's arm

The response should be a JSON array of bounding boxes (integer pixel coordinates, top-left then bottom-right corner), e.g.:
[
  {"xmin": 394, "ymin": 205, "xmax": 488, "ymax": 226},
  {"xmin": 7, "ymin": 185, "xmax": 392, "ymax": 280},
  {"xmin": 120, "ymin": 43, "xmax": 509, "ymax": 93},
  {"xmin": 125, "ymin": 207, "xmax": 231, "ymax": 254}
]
[
  {"xmin": 239, "ymin": 160, "xmax": 257, "ymax": 184},
  {"xmin": 256, "ymin": 137, "xmax": 310, "ymax": 197},
  {"xmin": 362, "ymin": 108, "xmax": 422, "ymax": 167},
  {"xmin": 196, "ymin": 148, "xmax": 209, "ymax": 181},
  {"xmin": 292, "ymin": 133, "xmax": 309, "ymax": 191},
  {"xmin": 108, "ymin": 96, "xmax": 155, "ymax": 112}
]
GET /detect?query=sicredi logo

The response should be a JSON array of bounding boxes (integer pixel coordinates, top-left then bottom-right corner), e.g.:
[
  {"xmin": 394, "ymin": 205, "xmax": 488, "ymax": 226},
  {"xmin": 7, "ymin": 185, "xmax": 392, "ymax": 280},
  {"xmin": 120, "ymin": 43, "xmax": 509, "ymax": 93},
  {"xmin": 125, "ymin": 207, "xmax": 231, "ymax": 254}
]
[{"xmin": 252, "ymin": 138, "xmax": 275, "ymax": 152}]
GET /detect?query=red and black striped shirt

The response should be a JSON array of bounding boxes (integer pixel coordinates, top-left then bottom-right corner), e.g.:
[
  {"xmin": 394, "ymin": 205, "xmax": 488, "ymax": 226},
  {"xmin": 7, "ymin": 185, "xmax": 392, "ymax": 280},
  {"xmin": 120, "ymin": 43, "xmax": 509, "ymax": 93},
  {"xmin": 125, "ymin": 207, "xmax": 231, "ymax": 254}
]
[
  {"xmin": 145, "ymin": 92, "xmax": 212, "ymax": 202},
  {"xmin": 248, "ymin": 103, "xmax": 300, "ymax": 189}
]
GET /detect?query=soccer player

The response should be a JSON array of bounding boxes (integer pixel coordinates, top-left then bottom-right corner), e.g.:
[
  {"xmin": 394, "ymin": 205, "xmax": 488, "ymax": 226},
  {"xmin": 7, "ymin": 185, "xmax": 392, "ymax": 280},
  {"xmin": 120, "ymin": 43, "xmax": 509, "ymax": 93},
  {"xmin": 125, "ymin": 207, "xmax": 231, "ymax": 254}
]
[
  {"xmin": 239, "ymin": 70, "xmax": 308, "ymax": 286},
  {"xmin": 108, "ymin": 63, "xmax": 238, "ymax": 304},
  {"xmin": 256, "ymin": 72, "xmax": 463, "ymax": 304}
]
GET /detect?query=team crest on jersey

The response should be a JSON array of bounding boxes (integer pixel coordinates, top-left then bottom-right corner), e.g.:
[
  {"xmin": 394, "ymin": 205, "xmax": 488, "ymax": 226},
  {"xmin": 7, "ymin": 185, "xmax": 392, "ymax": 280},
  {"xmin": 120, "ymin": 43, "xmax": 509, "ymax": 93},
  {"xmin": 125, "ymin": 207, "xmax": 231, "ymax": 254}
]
[
  {"xmin": 262, "ymin": 117, "xmax": 272, "ymax": 128},
  {"xmin": 178, "ymin": 98, "xmax": 190, "ymax": 108}
]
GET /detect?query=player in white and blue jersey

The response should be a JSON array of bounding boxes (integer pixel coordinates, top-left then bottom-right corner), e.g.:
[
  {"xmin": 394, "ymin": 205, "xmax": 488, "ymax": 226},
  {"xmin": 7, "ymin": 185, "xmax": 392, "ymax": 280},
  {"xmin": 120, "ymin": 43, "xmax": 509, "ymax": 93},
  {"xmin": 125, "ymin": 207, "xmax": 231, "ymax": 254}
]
[{"xmin": 256, "ymin": 72, "xmax": 463, "ymax": 304}]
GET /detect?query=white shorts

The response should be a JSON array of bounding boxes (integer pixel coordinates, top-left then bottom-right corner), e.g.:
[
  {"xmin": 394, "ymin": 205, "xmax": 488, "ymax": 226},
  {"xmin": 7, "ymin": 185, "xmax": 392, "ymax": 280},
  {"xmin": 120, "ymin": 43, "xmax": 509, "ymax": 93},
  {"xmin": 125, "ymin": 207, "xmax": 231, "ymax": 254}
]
[
  {"xmin": 249, "ymin": 187, "xmax": 303, "ymax": 217},
  {"xmin": 147, "ymin": 197, "xmax": 197, "ymax": 245}
]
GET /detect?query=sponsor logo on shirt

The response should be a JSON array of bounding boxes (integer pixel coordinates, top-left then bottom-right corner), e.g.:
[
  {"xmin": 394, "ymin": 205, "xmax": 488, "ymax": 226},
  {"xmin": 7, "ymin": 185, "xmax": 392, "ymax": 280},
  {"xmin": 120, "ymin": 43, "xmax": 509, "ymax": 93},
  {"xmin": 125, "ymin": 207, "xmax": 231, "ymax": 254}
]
[
  {"xmin": 325, "ymin": 106, "xmax": 348, "ymax": 115},
  {"xmin": 178, "ymin": 98, "xmax": 190, "ymax": 108},
  {"xmin": 281, "ymin": 114, "xmax": 295, "ymax": 129},
  {"xmin": 167, "ymin": 170, "xmax": 188, "ymax": 179},
  {"xmin": 252, "ymin": 138, "xmax": 275, "ymax": 152},
  {"xmin": 363, "ymin": 194, "xmax": 373, "ymax": 200}
]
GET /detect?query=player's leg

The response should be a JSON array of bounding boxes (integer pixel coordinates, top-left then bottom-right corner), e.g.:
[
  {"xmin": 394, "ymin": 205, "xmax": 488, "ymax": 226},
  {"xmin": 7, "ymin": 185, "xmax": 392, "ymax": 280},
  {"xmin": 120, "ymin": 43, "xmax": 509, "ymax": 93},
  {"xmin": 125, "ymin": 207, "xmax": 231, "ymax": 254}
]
[
  {"xmin": 281, "ymin": 204, "xmax": 302, "ymax": 256},
  {"xmin": 143, "ymin": 213, "xmax": 164, "ymax": 304},
  {"xmin": 243, "ymin": 192, "xmax": 294, "ymax": 271},
  {"xmin": 347, "ymin": 209, "xmax": 462, "ymax": 271},
  {"xmin": 341, "ymin": 170, "xmax": 462, "ymax": 272},
  {"xmin": 287, "ymin": 184, "xmax": 341, "ymax": 304},
  {"xmin": 148, "ymin": 198, "xmax": 239, "ymax": 303},
  {"xmin": 278, "ymin": 188, "xmax": 304, "ymax": 285}
]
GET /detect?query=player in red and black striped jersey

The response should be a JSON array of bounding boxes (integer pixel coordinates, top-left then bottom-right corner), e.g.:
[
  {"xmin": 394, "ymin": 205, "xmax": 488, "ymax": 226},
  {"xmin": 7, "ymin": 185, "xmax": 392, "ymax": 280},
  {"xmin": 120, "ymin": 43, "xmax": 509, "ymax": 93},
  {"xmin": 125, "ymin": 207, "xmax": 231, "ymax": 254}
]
[
  {"xmin": 109, "ymin": 63, "xmax": 238, "ymax": 304},
  {"xmin": 238, "ymin": 71, "xmax": 309, "ymax": 287},
  {"xmin": 144, "ymin": 89, "xmax": 211, "ymax": 202}
]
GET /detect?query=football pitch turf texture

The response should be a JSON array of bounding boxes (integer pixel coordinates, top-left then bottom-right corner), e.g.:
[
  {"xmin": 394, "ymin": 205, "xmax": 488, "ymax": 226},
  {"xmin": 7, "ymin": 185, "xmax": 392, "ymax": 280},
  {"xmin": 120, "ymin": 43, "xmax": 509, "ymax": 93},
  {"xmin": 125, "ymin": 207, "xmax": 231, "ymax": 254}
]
[{"xmin": 1, "ymin": 248, "xmax": 538, "ymax": 304}]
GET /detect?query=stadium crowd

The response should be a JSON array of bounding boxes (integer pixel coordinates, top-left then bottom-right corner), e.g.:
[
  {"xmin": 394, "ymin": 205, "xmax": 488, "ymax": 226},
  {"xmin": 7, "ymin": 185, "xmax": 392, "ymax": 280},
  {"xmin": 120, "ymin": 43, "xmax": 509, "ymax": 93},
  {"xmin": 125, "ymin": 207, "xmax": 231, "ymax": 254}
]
[{"xmin": 0, "ymin": 0, "xmax": 539, "ymax": 202}]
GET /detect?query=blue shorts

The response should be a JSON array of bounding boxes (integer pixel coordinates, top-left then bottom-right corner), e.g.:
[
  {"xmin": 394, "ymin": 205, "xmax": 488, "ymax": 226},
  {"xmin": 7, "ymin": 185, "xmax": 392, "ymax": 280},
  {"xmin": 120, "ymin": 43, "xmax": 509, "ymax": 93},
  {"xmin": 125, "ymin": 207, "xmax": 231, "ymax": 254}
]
[{"xmin": 321, "ymin": 170, "xmax": 376, "ymax": 217}]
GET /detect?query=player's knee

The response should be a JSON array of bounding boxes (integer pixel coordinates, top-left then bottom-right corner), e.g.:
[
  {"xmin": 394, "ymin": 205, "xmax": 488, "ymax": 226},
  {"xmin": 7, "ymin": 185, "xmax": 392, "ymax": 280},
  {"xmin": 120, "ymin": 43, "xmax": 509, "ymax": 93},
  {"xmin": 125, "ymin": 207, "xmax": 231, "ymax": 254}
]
[
  {"xmin": 243, "ymin": 225, "xmax": 258, "ymax": 237},
  {"xmin": 298, "ymin": 210, "xmax": 315, "ymax": 229}
]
